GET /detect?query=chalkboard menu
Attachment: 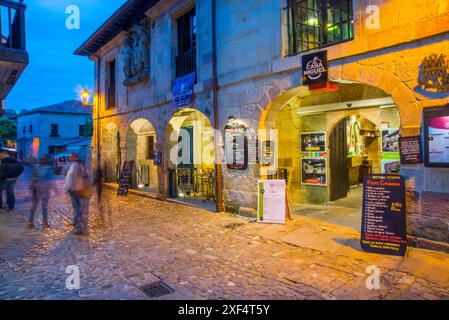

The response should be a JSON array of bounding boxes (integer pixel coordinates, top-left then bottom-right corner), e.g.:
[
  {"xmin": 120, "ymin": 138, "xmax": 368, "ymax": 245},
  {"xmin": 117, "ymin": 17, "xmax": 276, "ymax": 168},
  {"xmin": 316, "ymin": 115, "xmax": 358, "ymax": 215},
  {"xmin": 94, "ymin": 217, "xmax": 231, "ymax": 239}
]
[
  {"xmin": 225, "ymin": 124, "xmax": 248, "ymax": 170},
  {"xmin": 117, "ymin": 160, "xmax": 135, "ymax": 196},
  {"xmin": 399, "ymin": 135, "xmax": 423, "ymax": 164},
  {"xmin": 361, "ymin": 174, "xmax": 407, "ymax": 256}
]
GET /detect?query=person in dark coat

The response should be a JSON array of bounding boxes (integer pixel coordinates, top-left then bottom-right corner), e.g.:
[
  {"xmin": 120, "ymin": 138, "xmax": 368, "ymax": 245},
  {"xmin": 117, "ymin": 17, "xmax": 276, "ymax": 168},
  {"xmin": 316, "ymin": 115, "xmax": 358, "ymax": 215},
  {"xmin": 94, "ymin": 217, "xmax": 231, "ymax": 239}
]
[{"xmin": 0, "ymin": 151, "xmax": 25, "ymax": 211}]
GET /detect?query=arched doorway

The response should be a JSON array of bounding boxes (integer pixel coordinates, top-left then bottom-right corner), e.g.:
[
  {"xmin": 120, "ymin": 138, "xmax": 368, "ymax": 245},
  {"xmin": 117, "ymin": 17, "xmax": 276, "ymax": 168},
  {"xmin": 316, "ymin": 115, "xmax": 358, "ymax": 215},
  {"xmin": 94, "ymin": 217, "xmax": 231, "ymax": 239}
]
[
  {"xmin": 329, "ymin": 115, "xmax": 385, "ymax": 206},
  {"xmin": 260, "ymin": 81, "xmax": 401, "ymax": 228},
  {"xmin": 125, "ymin": 118, "xmax": 158, "ymax": 192},
  {"xmin": 101, "ymin": 122, "xmax": 119, "ymax": 182},
  {"xmin": 166, "ymin": 108, "xmax": 215, "ymax": 209}
]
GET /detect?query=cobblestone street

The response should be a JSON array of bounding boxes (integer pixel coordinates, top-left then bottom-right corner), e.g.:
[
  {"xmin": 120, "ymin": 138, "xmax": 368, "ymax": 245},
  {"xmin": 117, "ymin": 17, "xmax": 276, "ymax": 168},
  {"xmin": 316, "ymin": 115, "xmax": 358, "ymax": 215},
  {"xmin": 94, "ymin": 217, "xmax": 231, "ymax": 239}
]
[{"xmin": 0, "ymin": 172, "xmax": 448, "ymax": 300}]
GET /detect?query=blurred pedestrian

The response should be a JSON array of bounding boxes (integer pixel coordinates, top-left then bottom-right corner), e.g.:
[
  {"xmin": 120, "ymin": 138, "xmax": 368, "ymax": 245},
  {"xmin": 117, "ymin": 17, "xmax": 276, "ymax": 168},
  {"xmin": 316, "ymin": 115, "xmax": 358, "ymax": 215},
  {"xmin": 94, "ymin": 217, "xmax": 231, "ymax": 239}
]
[
  {"xmin": 0, "ymin": 151, "xmax": 24, "ymax": 212},
  {"xmin": 64, "ymin": 153, "xmax": 92, "ymax": 234},
  {"xmin": 93, "ymin": 166, "xmax": 103, "ymax": 202},
  {"xmin": 28, "ymin": 154, "xmax": 57, "ymax": 229},
  {"xmin": 0, "ymin": 190, "xmax": 4, "ymax": 210}
]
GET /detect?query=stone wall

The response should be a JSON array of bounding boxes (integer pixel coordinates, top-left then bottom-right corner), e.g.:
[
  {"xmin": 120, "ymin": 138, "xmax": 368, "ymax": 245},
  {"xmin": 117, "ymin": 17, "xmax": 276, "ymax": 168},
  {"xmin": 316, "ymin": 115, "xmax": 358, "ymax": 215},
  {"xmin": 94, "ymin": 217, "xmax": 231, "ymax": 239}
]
[{"xmin": 90, "ymin": 0, "xmax": 449, "ymax": 249}]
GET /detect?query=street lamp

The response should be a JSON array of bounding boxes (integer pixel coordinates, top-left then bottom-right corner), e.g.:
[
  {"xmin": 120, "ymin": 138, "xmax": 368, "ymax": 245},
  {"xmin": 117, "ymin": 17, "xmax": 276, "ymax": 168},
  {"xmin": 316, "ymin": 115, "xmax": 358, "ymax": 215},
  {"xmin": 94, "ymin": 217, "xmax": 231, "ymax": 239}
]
[{"xmin": 80, "ymin": 89, "xmax": 91, "ymax": 105}]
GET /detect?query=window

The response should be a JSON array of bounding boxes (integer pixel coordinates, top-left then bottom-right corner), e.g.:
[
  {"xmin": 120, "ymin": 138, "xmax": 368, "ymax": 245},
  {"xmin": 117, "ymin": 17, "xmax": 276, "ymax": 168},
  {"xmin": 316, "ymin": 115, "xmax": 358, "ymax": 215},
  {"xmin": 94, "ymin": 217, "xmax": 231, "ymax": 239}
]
[
  {"xmin": 50, "ymin": 124, "xmax": 59, "ymax": 137},
  {"xmin": 79, "ymin": 125, "xmax": 85, "ymax": 137},
  {"xmin": 176, "ymin": 8, "xmax": 197, "ymax": 77},
  {"xmin": 106, "ymin": 59, "xmax": 116, "ymax": 109},
  {"xmin": 49, "ymin": 146, "xmax": 66, "ymax": 155},
  {"xmin": 147, "ymin": 136, "xmax": 155, "ymax": 160},
  {"xmin": 287, "ymin": 0, "xmax": 354, "ymax": 54},
  {"xmin": 29, "ymin": 124, "xmax": 32, "ymax": 133},
  {"xmin": 22, "ymin": 125, "xmax": 26, "ymax": 133}
]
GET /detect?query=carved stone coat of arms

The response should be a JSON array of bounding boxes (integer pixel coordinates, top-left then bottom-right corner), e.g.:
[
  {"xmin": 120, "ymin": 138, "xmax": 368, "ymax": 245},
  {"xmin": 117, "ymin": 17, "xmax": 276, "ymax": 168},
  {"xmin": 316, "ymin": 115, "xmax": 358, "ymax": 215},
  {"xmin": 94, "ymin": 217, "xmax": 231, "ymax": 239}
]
[{"xmin": 122, "ymin": 23, "xmax": 150, "ymax": 87}]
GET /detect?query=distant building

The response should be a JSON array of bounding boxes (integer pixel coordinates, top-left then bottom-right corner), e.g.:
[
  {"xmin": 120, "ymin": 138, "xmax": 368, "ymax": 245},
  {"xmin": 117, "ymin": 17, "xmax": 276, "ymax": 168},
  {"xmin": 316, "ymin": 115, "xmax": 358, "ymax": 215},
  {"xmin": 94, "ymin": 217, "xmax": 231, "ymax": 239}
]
[
  {"xmin": 16, "ymin": 100, "xmax": 92, "ymax": 159},
  {"xmin": 1, "ymin": 109, "xmax": 17, "ymax": 122},
  {"xmin": 0, "ymin": 0, "xmax": 28, "ymax": 116}
]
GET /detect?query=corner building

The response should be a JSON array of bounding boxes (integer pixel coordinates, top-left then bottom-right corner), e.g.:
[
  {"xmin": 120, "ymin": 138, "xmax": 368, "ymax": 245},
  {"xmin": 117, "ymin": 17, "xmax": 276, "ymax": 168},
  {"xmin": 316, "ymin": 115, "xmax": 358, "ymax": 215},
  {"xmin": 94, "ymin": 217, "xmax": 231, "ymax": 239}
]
[{"xmin": 76, "ymin": 0, "xmax": 449, "ymax": 251}]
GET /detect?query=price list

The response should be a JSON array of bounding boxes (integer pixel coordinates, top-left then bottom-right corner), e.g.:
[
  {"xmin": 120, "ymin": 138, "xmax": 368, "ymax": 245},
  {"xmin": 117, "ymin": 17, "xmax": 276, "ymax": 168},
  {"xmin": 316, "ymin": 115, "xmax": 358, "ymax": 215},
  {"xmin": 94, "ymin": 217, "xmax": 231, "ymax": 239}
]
[{"xmin": 361, "ymin": 174, "xmax": 407, "ymax": 256}]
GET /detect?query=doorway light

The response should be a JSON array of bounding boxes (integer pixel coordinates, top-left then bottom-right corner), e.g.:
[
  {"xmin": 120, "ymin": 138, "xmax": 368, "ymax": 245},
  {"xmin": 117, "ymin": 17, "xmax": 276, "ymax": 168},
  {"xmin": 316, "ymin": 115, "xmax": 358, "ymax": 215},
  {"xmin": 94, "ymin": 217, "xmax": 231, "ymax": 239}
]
[{"xmin": 380, "ymin": 104, "xmax": 396, "ymax": 109}]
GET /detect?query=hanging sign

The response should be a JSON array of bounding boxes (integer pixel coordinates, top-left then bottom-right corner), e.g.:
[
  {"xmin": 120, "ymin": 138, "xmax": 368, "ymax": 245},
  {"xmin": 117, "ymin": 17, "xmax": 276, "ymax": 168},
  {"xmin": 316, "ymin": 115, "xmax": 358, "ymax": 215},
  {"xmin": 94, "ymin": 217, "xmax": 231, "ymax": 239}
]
[
  {"xmin": 302, "ymin": 50, "xmax": 328, "ymax": 87},
  {"xmin": 361, "ymin": 174, "xmax": 407, "ymax": 256},
  {"xmin": 399, "ymin": 135, "xmax": 423, "ymax": 164},
  {"xmin": 257, "ymin": 180, "xmax": 286, "ymax": 224},
  {"xmin": 224, "ymin": 124, "xmax": 248, "ymax": 170},
  {"xmin": 117, "ymin": 160, "xmax": 134, "ymax": 196},
  {"xmin": 172, "ymin": 71, "xmax": 196, "ymax": 108}
]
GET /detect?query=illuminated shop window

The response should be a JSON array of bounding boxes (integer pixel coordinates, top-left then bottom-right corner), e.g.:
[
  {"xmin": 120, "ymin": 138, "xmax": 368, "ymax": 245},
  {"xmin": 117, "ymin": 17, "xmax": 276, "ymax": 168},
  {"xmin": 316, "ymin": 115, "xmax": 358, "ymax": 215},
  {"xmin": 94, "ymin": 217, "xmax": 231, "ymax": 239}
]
[{"xmin": 287, "ymin": 0, "xmax": 354, "ymax": 54}]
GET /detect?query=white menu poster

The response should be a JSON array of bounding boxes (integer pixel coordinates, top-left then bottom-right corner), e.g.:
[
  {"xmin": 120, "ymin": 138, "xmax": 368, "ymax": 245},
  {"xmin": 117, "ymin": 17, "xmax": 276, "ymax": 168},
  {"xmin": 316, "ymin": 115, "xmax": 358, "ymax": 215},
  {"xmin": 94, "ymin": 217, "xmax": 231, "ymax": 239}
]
[{"xmin": 257, "ymin": 180, "xmax": 286, "ymax": 224}]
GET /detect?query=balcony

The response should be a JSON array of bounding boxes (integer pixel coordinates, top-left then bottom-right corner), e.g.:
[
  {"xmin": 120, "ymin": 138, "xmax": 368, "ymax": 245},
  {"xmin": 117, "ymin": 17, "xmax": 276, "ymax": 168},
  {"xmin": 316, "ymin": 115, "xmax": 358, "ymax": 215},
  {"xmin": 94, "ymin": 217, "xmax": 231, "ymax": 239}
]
[
  {"xmin": 0, "ymin": 0, "xmax": 28, "ymax": 114},
  {"xmin": 175, "ymin": 47, "xmax": 196, "ymax": 78}
]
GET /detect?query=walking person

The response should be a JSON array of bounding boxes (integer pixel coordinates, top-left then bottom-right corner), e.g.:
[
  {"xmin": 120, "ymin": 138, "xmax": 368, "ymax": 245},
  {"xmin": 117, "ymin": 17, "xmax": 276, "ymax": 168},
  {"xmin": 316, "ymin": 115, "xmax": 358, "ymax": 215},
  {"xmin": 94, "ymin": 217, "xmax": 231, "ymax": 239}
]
[
  {"xmin": 0, "ymin": 151, "xmax": 24, "ymax": 212},
  {"xmin": 64, "ymin": 153, "xmax": 92, "ymax": 234},
  {"xmin": 28, "ymin": 155, "xmax": 56, "ymax": 229}
]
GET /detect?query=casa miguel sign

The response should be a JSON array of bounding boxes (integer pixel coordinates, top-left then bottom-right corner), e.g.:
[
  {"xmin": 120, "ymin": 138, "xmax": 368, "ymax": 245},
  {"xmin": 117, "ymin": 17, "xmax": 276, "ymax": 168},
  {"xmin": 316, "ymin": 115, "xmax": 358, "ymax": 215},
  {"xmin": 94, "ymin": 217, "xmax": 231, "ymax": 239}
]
[{"xmin": 302, "ymin": 50, "xmax": 328, "ymax": 87}]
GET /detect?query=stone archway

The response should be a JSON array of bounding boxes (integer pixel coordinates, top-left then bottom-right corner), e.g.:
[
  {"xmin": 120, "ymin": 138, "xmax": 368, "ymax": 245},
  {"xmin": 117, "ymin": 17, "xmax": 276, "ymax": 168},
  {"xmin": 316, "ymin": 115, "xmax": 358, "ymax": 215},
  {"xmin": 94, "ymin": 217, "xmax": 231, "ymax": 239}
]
[
  {"xmin": 256, "ymin": 64, "xmax": 421, "ymax": 137},
  {"xmin": 101, "ymin": 122, "xmax": 119, "ymax": 182},
  {"xmin": 125, "ymin": 118, "xmax": 159, "ymax": 192}
]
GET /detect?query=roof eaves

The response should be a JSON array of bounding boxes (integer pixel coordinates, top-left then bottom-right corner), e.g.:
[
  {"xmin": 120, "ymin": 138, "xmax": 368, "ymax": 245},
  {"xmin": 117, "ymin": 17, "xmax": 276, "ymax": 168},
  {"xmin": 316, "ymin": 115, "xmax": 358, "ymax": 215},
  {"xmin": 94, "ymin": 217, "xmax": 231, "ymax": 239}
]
[{"xmin": 74, "ymin": 0, "xmax": 159, "ymax": 57}]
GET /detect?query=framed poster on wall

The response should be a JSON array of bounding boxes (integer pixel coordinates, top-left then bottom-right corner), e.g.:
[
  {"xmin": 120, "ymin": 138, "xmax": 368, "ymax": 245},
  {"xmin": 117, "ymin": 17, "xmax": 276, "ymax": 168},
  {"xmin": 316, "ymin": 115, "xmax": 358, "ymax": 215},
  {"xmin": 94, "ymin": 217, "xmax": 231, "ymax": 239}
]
[
  {"xmin": 301, "ymin": 158, "xmax": 327, "ymax": 186},
  {"xmin": 260, "ymin": 140, "xmax": 275, "ymax": 166},
  {"xmin": 382, "ymin": 128, "xmax": 400, "ymax": 152},
  {"xmin": 224, "ymin": 124, "xmax": 248, "ymax": 170},
  {"xmin": 424, "ymin": 106, "xmax": 449, "ymax": 167},
  {"xmin": 300, "ymin": 132, "xmax": 326, "ymax": 152}
]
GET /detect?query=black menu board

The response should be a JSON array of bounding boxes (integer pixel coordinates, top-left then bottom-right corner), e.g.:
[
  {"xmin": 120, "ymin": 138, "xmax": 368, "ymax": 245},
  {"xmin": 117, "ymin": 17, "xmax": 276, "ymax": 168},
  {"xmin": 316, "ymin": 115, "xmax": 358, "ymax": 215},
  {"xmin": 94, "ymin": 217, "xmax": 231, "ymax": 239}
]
[
  {"xmin": 399, "ymin": 135, "xmax": 423, "ymax": 164},
  {"xmin": 361, "ymin": 174, "xmax": 407, "ymax": 256},
  {"xmin": 117, "ymin": 160, "xmax": 135, "ymax": 196},
  {"xmin": 225, "ymin": 124, "xmax": 248, "ymax": 170}
]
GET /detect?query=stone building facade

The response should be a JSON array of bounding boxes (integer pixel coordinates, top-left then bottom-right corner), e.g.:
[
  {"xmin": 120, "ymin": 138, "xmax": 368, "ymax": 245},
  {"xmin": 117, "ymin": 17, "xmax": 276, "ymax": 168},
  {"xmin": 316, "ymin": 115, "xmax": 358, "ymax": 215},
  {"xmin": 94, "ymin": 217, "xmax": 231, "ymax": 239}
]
[
  {"xmin": 76, "ymin": 0, "xmax": 449, "ymax": 251},
  {"xmin": 16, "ymin": 100, "xmax": 92, "ymax": 160}
]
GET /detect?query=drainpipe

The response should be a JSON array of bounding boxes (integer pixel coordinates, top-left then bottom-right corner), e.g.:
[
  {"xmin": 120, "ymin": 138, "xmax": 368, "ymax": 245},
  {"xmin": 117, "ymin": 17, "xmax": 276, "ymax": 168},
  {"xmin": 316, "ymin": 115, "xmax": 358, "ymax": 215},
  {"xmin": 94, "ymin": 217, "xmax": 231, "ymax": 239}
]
[
  {"xmin": 212, "ymin": 0, "xmax": 224, "ymax": 213},
  {"xmin": 93, "ymin": 54, "xmax": 102, "ymax": 170}
]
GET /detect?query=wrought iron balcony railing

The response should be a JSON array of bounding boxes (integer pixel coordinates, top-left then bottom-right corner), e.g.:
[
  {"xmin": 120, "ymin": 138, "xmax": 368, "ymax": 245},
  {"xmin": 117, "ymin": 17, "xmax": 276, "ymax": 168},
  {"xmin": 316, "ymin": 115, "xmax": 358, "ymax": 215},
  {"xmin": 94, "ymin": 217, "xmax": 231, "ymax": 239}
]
[
  {"xmin": 175, "ymin": 47, "xmax": 196, "ymax": 78},
  {"xmin": 0, "ymin": 0, "xmax": 26, "ymax": 51}
]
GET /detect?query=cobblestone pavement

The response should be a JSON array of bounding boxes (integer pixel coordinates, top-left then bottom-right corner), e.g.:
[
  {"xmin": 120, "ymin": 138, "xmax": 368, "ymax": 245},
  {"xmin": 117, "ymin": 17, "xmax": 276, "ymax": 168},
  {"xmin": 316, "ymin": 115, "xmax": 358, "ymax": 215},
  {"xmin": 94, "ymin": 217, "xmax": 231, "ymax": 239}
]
[{"xmin": 0, "ymin": 171, "xmax": 448, "ymax": 300}]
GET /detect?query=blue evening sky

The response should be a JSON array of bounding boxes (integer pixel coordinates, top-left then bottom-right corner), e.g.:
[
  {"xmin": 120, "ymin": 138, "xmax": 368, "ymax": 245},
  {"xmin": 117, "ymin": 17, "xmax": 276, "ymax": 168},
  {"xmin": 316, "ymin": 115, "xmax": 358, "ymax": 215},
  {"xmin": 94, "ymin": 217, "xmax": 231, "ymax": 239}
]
[{"xmin": 6, "ymin": 0, "xmax": 126, "ymax": 112}]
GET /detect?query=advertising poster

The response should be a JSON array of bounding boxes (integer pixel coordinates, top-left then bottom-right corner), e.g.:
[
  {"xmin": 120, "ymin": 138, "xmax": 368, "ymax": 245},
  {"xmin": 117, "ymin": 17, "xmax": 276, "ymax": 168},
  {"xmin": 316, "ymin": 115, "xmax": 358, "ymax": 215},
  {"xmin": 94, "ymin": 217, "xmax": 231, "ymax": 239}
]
[
  {"xmin": 382, "ymin": 128, "xmax": 400, "ymax": 152},
  {"xmin": 300, "ymin": 132, "xmax": 326, "ymax": 152},
  {"xmin": 361, "ymin": 174, "xmax": 407, "ymax": 256},
  {"xmin": 224, "ymin": 124, "xmax": 248, "ymax": 170},
  {"xmin": 382, "ymin": 128, "xmax": 400, "ymax": 173},
  {"xmin": 257, "ymin": 180, "xmax": 286, "ymax": 224},
  {"xmin": 301, "ymin": 158, "xmax": 327, "ymax": 186},
  {"xmin": 260, "ymin": 140, "xmax": 275, "ymax": 166},
  {"xmin": 381, "ymin": 160, "xmax": 401, "ymax": 174},
  {"xmin": 427, "ymin": 115, "xmax": 449, "ymax": 165},
  {"xmin": 399, "ymin": 135, "xmax": 423, "ymax": 164},
  {"xmin": 117, "ymin": 160, "xmax": 135, "ymax": 196}
]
